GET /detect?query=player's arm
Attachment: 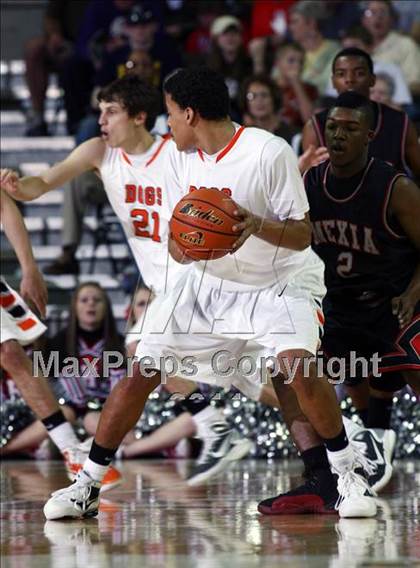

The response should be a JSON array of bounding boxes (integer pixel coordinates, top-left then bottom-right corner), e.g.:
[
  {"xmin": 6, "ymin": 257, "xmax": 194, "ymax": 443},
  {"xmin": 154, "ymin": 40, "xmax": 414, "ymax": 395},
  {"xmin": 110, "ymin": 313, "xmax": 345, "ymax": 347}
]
[
  {"xmin": 232, "ymin": 209, "xmax": 311, "ymax": 252},
  {"xmin": 0, "ymin": 189, "xmax": 47, "ymax": 317},
  {"xmin": 389, "ymin": 176, "xmax": 420, "ymax": 327},
  {"xmin": 232, "ymin": 141, "xmax": 312, "ymax": 251},
  {"xmin": 405, "ymin": 120, "xmax": 420, "ymax": 179},
  {"xmin": 0, "ymin": 138, "xmax": 105, "ymax": 202}
]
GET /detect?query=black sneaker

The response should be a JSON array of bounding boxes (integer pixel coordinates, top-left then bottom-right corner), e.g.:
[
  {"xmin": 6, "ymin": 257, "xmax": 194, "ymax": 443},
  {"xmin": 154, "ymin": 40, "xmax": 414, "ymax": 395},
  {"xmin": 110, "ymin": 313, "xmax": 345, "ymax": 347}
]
[
  {"xmin": 258, "ymin": 468, "xmax": 339, "ymax": 515},
  {"xmin": 187, "ymin": 422, "xmax": 252, "ymax": 486},
  {"xmin": 350, "ymin": 428, "xmax": 396, "ymax": 492}
]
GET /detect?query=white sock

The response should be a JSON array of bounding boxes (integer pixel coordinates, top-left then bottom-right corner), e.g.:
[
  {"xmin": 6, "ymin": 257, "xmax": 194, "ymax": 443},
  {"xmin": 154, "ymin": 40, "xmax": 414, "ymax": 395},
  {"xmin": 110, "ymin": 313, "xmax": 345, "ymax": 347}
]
[
  {"xmin": 192, "ymin": 405, "xmax": 226, "ymax": 438},
  {"xmin": 48, "ymin": 422, "xmax": 79, "ymax": 453},
  {"xmin": 327, "ymin": 443, "xmax": 356, "ymax": 474},
  {"xmin": 83, "ymin": 457, "xmax": 109, "ymax": 483}
]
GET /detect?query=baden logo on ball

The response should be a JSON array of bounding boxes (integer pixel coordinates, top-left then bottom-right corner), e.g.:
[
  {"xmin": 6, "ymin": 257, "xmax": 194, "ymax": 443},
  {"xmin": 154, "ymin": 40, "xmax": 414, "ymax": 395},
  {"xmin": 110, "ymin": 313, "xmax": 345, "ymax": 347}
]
[{"xmin": 170, "ymin": 188, "xmax": 238, "ymax": 260}]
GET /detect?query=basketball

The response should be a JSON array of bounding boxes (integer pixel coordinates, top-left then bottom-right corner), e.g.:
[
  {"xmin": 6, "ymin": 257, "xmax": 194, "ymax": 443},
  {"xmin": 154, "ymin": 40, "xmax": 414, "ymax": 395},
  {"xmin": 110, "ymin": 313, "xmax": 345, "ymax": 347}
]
[{"xmin": 170, "ymin": 188, "xmax": 239, "ymax": 260}]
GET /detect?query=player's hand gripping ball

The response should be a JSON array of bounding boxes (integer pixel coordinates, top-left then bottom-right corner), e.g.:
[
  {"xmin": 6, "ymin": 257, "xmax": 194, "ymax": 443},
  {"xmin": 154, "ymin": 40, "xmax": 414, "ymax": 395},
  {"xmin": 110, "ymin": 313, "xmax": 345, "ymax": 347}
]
[{"xmin": 170, "ymin": 188, "xmax": 239, "ymax": 260}]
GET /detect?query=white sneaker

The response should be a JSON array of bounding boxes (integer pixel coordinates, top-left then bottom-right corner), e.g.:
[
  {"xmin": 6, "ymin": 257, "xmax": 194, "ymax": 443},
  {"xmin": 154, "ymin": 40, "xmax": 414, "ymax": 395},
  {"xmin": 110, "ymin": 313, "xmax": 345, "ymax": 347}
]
[
  {"xmin": 44, "ymin": 471, "xmax": 101, "ymax": 520},
  {"xmin": 187, "ymin": 423, "xmax": 252, "ymax": 486},
  {"xmin": 335, "ymin": 469, "xmax": 377, "ymax": 518},
  {"xmin": 350, "ymin": 428, "xmax": 396, "ymax": 492}
]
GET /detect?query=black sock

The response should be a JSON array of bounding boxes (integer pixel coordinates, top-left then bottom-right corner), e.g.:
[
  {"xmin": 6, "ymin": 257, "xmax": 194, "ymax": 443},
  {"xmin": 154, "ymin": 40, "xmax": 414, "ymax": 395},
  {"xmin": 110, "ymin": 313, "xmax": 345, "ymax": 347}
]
[
  {"xmin": 324, "ymin": 426, "xmax": 348, "ymax": 452},
  {"xmin": 301, "ymin": 445, "xmax": 330, "ymax": 472},
  {"xmin": 177, "ymin": 390, "xmax": 210, "ymax": 416},
  {"xmin": 89, "ymin": 440, "xmax": 117, "ymax": 466},
  {"xmin": 367, "ymin": 396, "xmax": 393, "ymax": 429},
  {"xmin": 357, "ymin": 408, "xmax": 369, "ymax": 426},
  {"xmin": 41, "ymin": 410, "xmax": 66, "ymax": 431}
]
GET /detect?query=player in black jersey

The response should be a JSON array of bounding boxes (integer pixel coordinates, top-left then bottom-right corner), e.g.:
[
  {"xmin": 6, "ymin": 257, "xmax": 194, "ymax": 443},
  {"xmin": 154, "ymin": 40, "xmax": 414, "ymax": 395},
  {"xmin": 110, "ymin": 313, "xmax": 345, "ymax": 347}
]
[
  {"xmin": 302, "ymin": 47, "xmax": 420, "ymax": 178},
  {"xmin": 302, "ymin": 46, "xmax": 420, "ymax": 429},
  {"xmin": 259, "ymin": 92, "xmax": 419, "ymax": 515}
]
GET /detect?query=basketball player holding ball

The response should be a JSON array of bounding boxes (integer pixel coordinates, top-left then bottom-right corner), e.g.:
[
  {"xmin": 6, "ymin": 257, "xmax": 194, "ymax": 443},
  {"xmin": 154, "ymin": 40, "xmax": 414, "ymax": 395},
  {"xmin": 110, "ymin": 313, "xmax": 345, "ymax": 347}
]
[{"xmin": 42, "ymin": 67, "xmax": 377, "ymax": 520}]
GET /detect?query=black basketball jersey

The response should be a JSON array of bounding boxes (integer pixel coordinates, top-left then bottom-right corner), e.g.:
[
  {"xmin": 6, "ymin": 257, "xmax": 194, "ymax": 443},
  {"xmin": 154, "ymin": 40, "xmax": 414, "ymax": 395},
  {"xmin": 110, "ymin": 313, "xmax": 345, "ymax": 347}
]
[
  {"xmin": 312, "ymin": 102, "xmax": 409, "ymax": 173},
  {"xmin": 305, "ymin": 158, "xmax": 417, "ymax": 307}
]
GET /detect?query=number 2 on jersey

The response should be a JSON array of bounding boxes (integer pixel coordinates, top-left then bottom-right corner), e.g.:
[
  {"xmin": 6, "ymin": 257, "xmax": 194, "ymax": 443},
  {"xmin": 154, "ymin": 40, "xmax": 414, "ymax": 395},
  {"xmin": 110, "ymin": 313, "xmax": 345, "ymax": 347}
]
[
  {"xmin": 131, "ymin": 209, "xmax": 161, "ymax": 242},
  {"xmin": 337, "ymin": 252, "xmax": 353, "ymax": 277}
]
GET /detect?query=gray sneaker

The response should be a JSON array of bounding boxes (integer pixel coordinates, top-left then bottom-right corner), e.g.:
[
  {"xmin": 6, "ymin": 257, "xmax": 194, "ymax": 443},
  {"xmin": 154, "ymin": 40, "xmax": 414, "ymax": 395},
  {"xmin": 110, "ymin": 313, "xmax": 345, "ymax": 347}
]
[{"xmin": 187, "ymin": 422, "xmax": 252, "ymax": 486}]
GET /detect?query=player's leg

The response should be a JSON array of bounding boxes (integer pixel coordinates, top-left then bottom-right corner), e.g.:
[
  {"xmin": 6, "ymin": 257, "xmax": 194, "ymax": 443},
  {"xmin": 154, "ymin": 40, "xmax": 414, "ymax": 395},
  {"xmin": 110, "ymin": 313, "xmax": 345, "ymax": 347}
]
[
  {"xmin": 43, "ymin": 363, "xmax": 161, "ymax": 519},
  {"xmin": 1, "ymin": 405, "xmax": 76, "ymax": 455},
  {"xmin": 0, "ymin": 302, "xmax": 80, "ymax": 457},
  {"xmin": 278, "ymin": 349, "xmax": 376, "ymax": 518}
]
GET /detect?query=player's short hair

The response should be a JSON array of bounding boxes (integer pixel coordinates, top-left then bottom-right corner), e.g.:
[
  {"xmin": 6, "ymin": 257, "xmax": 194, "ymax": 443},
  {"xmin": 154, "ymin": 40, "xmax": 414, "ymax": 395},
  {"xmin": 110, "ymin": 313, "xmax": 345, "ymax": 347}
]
[
  {"xmin": 97, "ymin": 75, "xmax": 161, "ymax": 131},
  {"xmin": 163, "ymin": 67, "xmax": 230, "ymax": 120},
  {"xmin": 328, "ymin": 91, "xmax": 374, "ymax": 129},
  {"xmin": 332, "ymin": 47, "xmax": 374, "ymax": 74},
  {"xmin": 239, "ymin": 75, "xmax": 282, "ymax": 114}
]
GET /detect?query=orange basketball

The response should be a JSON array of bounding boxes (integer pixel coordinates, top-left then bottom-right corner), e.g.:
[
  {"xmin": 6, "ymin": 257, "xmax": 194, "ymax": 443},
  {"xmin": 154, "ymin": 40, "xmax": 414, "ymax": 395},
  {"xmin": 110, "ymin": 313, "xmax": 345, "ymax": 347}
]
[{"xmin": 170, "ymin": 188, "xmax": 238, "ymax": 260}]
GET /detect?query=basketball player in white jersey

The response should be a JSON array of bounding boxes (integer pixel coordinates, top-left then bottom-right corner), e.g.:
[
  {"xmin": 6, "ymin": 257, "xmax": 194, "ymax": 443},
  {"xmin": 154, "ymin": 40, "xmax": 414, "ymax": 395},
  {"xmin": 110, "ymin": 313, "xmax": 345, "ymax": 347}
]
[
  {"xmin": 0, "ymin": 189, "xmax": 84, "ymax": 465},
  {"xmin": 37, "ymin": 68, "xmax": 376, "ymax": 520},
  {"xmin": 0, "ymin": 75, "xmax": 260, "ymax": 488}
]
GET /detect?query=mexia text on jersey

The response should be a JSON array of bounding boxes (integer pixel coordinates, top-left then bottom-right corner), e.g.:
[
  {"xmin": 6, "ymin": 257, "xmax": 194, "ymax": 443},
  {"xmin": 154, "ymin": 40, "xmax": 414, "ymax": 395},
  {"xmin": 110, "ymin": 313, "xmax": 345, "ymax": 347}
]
[{"xmin": 312, "ymin": 220, "xmax": 380, "ymax": 255}]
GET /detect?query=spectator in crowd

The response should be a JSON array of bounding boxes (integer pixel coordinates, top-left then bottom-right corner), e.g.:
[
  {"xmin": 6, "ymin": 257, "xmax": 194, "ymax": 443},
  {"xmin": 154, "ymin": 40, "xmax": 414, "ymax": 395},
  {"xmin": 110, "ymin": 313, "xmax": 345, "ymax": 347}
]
[
  {"xmin": 24, "ymin": 0, "xmax": 90, "ymax": 136},
  {"xmin": 93, "ymin": 3, "xmax": 183, "ymax": 91},
  {"xmin": 249, "ymin": 0, "xmax": 295, "ymax": 41},
  {"xmin": 47, "ymin": 282, "xmax": 126, "ymax": 437},
  {"xmin": 321, "ymin": 0, "xmax": 362, "ymax": 40},
  {"xmin": 126, "ymin": 285, "xmax": 154, "ymax": 357},
  {"xmin": 362, "ymin": 0, "xmax": 420, "ymax": 95},
  {"xmin": 288, "ymin": 1, "xmax": 340, "ymax": 95},
  {"xmin": 25, "ymin": 0, "xmax": 136, "ymax": 136},
  {"xmin": 239, "ymin": 75, "xmax": 297, "ymax": 143},
  {"xmin": 271, "ymin": 42, "xmax": 318, "ymax": 128},
  {"xmin": 324, "ymin": 25, "xmax": 412, "ymax": 107},
  {"xmin": 370, "ymin": 71, "xmax": 400, "ymax": 108},
  {"xmin": 184, "ymin": 1, "xmax": 223, "ymax": 64},
  {"xmin": 206, "ymin": 15, "xmax": 253, "ymax": 120},
  {"xmin": 239, "ymin": 74, "xmax": 328, "ymax": 173}
]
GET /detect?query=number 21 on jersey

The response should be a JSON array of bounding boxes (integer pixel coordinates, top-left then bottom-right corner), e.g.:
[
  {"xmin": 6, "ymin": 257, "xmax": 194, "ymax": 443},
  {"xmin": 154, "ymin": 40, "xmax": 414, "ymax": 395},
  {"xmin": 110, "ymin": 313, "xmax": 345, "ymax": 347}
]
[{"xmin": 131, "ymin": 209, "xmax": 161, "ymax": 242}]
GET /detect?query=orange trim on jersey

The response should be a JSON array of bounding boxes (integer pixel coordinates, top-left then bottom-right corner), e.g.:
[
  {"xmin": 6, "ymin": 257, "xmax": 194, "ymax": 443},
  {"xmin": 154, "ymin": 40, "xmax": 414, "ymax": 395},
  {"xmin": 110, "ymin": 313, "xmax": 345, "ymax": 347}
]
[
  {"xmin": 196, "ymin": 126, "xmax": 246, "ymax": 164},
  {"xmin": 17, "ymin": 318, "xmax": 37, "ymax": 331},
  {"xmin": 121, "ymin": 151, "xmax": 133, "ymax": 166},
  {"xmin": 316, "ymin": 309, "xmax": 325, "ymax": 326},
  {"xmin": 0, "ymin": 293, "xmax": 15, "ymax": 308},
  {"xmin": 145, "ymin": 135, "xmax": 171, "ymax": 167},
  {"xmin": 216, "ymin": 126, "xmax": 245, "ymax": 163}
]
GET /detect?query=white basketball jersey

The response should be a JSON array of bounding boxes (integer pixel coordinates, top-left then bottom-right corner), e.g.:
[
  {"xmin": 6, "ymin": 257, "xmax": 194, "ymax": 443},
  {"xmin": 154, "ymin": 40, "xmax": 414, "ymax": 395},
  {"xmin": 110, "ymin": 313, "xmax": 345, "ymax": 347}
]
[
  {"xmin": 99, "ymin": 136, "xmax": 186, "ymax": 294},
  {"xmin": 166, "ymin": 126, "xmax": 312, "ymax": 290}
]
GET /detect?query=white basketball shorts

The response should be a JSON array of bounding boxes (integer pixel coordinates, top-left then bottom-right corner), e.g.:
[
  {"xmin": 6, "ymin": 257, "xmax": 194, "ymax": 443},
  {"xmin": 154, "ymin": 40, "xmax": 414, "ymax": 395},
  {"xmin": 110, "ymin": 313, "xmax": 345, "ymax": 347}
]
[{"xmin": 134, "ymin": 252, "xmax": 326, "ymax": 391}]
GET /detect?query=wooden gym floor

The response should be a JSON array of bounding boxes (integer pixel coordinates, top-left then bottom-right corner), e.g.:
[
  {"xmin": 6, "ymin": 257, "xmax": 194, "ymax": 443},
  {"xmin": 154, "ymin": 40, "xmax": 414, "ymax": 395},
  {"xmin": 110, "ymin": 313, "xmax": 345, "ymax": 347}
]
[{"xmin": 1, "ymin": 459, "xmax": 419, "ymax": 567}]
